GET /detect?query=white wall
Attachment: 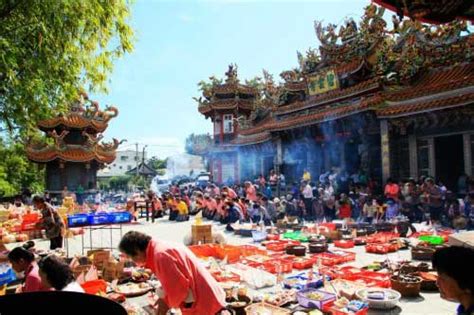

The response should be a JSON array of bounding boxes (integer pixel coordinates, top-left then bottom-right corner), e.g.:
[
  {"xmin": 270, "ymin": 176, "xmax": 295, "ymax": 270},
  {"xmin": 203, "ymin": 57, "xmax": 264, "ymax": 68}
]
[{"xmin": 97, "ymin": 150, "xmax": 146, "ymax": 177}]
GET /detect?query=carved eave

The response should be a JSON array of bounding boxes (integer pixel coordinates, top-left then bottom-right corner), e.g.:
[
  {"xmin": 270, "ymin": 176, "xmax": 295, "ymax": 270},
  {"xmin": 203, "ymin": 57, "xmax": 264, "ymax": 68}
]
[{"xmin": 26, "ymin": 144, "xmax": 117, "ymax": 164}]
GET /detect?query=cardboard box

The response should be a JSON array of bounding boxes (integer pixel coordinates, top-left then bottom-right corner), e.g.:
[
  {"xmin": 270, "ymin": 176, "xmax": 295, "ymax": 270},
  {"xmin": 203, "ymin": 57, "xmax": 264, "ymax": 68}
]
[
  {"xmin": 102, "ymin": 259, "xmax": 125, "ymax": 282},
  {"xmin": 87, "ymin": 250, "xmax": 111, "ymax": 269},
  {"xmin": 192, "ymin": 224, "xmax": 212, "ymax": 245}
]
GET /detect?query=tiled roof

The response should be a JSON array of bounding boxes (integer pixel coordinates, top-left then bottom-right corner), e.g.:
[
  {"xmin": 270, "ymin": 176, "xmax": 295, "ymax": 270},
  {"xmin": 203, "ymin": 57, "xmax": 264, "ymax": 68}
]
[
  {"xmin": 276, "ymin": 78, "xmax": 380, "ymax": 115},
  {"xmin": 239, "ymin": 94, "xmax": 383, "ymax": 135},
  {"xmin": 377, "ymin": 91, "xmax": 474, "ymax": 118},
  {"xmin": 212, "ymin": 83, "xmax": 258, "ymax": 96},
  {"xmin": 38, "ymin": 114, "xmax": 109, "ymax": 132},
  {"xmin": 198, "ymin": 99, "xmax": 254, "ymax": 115},
  {"xmin": 230, "ymin": 132, "xmax": 272, "ymax": 146},
  {"xmin": 26, "ymin": 145, "xmax": 116, "ymax": 164},
  {"xmin": 385, "ymin": 63, "xmax": 474, "ymax": 102}
]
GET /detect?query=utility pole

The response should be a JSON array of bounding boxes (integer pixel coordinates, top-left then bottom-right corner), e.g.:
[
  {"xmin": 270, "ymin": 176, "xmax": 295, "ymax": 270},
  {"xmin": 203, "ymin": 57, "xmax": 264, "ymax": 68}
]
[
  {"xmin": 142, "ymin": 145, "xmax": 148, "ymax": 179},
  {"xmin": 135, "ymin": 142, "xmax": 139, "ymax": 176}
]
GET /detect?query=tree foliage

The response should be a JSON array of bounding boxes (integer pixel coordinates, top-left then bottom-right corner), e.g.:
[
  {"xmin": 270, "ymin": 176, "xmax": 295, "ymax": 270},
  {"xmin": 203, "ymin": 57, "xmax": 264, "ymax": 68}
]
[
  {"xmin": 0, "ymin": 0, "xmax": 134, "ymax": 132},
  {"xmin": 0, "ymin": 139, "xmax": 44, "ymax": 197},
  {"xmin": 147, "ymin": 156, "xmax": 167, "ymax": 174},
  {"xmin": 185, "ymin": 133, "xmax": 213, "ymax": 155}
]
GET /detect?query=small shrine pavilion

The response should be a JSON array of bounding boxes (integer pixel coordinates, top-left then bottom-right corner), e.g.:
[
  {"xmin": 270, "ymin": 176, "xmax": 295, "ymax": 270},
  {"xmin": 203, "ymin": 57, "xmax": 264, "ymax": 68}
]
[{"xmin": 26, "ymin": 92, "xmax": 121, "ymax": 196}]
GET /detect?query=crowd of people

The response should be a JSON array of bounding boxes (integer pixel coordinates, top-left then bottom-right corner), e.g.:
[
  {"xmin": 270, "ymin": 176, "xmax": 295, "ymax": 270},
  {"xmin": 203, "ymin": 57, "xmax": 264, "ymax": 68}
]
[{"xmin": 130, "ymin": 169, "xmax": 474, "ymax": 231}]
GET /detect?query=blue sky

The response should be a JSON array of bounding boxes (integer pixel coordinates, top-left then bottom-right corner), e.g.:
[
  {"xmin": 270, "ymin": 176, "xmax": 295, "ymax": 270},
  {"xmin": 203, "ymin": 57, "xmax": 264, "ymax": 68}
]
[{"xmin": 92, "ymin": 0, "xmax": 371, "ymax": 158}]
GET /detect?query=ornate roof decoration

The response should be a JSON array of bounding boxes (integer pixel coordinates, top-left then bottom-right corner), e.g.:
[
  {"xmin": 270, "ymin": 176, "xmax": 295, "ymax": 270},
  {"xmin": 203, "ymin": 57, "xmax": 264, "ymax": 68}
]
[
  {"xmin": 195, "ymin": 64, "xmax": 261, "ymax": 118},
  {"xmin": 372, "ymin": 0, "xmax": 474, "ymax": 24},
  {"xmin": 376, "ymin": 20, "xmax": 473, "ymax": 83},
  {"xmin": 196, "ymin": 4, "xmax": 474, "ymax": 139},
  {"xmin": 27, "ymin": 92, "xmax": 122, "ymax": 165},
  {"xmin": 26, "ymin": 141, "xmax": 121, "ymax": 164},
  {"xmin": 38, "ymin": 92, "xmax": 118, "ymax": 132}
]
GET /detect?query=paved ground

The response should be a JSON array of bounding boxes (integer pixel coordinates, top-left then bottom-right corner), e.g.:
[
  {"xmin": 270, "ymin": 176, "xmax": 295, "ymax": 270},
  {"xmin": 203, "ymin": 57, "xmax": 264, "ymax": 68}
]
[{"xmin": 5, "ymin": 217, "xmax": 458, "ymax": 315}]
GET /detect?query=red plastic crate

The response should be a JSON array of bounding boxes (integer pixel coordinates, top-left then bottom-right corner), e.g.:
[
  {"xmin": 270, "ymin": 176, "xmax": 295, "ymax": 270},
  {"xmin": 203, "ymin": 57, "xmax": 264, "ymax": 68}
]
[
  {"xmin": 22, "ymin": 213, "xmax": 40, "ymax": 222},
  {"xmin": 188, "ymin": 244, "xmax": 218, "ymax": 258},
  {"xmin": 265, "ymin": 240, "xmax": 300, "ymax": 252},
  {"xmin": 365, "ymin": 243, "xmax": 398, "ymax": 254},
  {"xmin": 211, "ymin": 271, "xmax": 241, "ymax": 282},
  {"xmin": 324, "ymin": 303, "xmax": 368, "ymax": 315},
  {"xmin": 366, "ymin": 232, "xmax": 399, "ymax": 244},
  {"xmin": 215, "ymin": 245, "xmax": 241, "ymax": 263},
  {"xmin": 331, "ymin": 250, "xmax": 356, "ymax": 263},
  {"xmin": 21, "ymin": 221, "xmax": 38, "ymax": 231},
  {"xmin": 312, "ymin": 253, "xmax": 343, "ymax": 266},
  {"xmin": 262, "ymin": 259, "xmax": 293, "ymax": 274},
  {"xmin": 239, "ymin": 245, "xmax": 267, "ymax": 257},
  {"xmin": 266, "ymin": 234, "xmax": 280, "ymax": 241},
  {"xmin": 334, "ymin": 240, "xmax": 355, "ymax": 249},
  {"xmin": 293, "ymin": 257, "xmax": 317, "ymax": 270},
  {"xmin": 353, "ymin": 271, "xmax": 391, "ymax": 288}
]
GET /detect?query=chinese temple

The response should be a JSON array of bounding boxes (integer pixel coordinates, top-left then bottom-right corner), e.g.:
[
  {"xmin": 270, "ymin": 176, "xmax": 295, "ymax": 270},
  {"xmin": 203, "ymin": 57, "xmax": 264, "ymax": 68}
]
[
  {"xmin": 26, "ymin": 92, "xmax": 121, "ymax": 195},
  {"xmin": 196, "ymin": 4, "xmax": 474, "ymax": 191}
]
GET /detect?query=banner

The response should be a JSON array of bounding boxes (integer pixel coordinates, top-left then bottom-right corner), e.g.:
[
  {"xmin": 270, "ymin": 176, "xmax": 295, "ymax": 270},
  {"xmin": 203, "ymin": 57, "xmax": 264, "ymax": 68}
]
[{"xmin": 307, "ymin": 69, "xmax": 339, "ymax": 96}]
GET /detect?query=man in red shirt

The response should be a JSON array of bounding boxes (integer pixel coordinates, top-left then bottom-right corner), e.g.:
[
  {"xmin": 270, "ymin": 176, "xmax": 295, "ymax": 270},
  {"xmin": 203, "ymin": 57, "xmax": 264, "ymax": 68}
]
[
  {"xmin": 384, "ymin": 178, "xmax": 400, "ymax": 201},
  {"xmin": 119, "ymin": 231, "xmax": 226, "ymax": 315}
]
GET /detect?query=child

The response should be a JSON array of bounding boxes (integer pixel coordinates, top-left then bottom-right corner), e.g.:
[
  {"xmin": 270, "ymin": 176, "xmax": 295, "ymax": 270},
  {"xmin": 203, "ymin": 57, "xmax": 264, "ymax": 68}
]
[
  {"xmin": 375, "ymin": 198, "xmax": 387, "ymax": 222},
  {"xmin": 362, "ymin": 198, "xmax": 377, "ymax": 224}
]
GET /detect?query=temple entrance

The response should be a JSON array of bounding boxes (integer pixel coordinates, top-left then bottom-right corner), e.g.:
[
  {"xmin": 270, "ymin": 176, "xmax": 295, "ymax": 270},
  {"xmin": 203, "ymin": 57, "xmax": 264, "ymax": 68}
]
[{"xmin": 435, "ymin": 134, "xmax": 464, "ymax": 191}]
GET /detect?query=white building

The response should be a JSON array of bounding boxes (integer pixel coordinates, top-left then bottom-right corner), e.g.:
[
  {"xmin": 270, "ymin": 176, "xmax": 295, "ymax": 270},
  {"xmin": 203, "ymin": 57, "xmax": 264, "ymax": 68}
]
[
  {"xmin": 98, "ymin": 150, "xmax": 146, "ymax": 178},
  {"xmin": 166, "ymin": 153, "xmax": 206, "ymax": 178}
]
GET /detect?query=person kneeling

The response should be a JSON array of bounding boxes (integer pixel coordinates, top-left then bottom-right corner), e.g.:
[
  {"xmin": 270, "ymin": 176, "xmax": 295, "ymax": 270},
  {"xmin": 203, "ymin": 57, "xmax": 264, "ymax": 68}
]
[{"xmin": 176, "ymin": 196, "xmax": 189, "ymax": 222}]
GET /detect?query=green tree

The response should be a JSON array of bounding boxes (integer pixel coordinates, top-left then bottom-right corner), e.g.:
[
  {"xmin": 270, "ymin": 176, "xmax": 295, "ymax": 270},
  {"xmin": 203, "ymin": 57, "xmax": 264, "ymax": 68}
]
[
  {"xmin": 0, "ymin": 0, "xmax": 134, "ymax": 132},
  {"xmin": 109, "ymin": 175, "xmax": 132, "ymax": 191},
  {"xmin": 0, "ymin": 139, "xmax": 44, "ymax": 197},
  {"xmin": 147, "ymin": 156, "xmax": 167, "ymax": 175}
]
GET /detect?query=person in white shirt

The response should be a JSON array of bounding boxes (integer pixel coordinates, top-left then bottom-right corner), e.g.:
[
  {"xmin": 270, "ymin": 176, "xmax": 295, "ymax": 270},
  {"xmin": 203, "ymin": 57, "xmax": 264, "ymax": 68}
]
[
  {"xmin": 38, "ymin": 255, "xmax": 85, "ymax": 293},
  {"xmin": 301, "ymin": 181, "xmax": 314, "ymax": 220}
]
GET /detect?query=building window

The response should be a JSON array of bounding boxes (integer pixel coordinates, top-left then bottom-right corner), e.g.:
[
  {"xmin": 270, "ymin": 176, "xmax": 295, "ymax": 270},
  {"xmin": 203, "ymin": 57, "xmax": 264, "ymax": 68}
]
[
  {"xmin": 113, "ymin": 164, "xmax": 116, "ymax": 167},
  {"xmin": 121, "ymin": 156, "xmax": 128, "ymax": 161},
  {"xmin": 119, "ymin": 166, "xmax": 123, "ymax": 170},
  {"xmin": 223, "ymin": 114, "xmax": 233, "ymax": 134},
  {"xmin": 127, "ymin": 165, "xmax": 132, "ymax": 171}
]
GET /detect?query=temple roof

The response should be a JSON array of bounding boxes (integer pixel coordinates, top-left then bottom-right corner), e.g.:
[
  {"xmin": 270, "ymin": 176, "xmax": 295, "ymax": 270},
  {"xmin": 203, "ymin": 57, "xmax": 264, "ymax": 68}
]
[
  {"xmin": 26, "ymin": 144, "xmax": 117, "ymax": 164},
  {"xmin": 126, "ymin": 162, "xmax": 157, "ymax": 177},
  {"xmin": 38, "ymin": 93, "xmax": 118, "ymax": 132},
  {"xmin": 198, "ymin": 98, "xmax": 254, "ymax": 116},
  {"xmin": 373, "ymin": 0, "xmax": 474, "ymax": 24}
]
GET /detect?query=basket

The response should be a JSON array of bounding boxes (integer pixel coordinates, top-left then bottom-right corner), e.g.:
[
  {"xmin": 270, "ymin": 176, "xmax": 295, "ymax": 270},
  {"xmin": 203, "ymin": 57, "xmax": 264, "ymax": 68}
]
[
  {"xmin": 356, "ymin": 288, "xmax": 401, "ymax": 310},
  {"xmin": 415, "ymin": 272, "xmax": 438, "ymax": 291},
  {"xmin": 81, "ymin": 279, "xmax": 107, "ymax": 295},
  {"xmin": 309, "ymin": 243, "xmax": 328, "ymax": 253},
  {"xmin": 296, "ymin": 288, "xmax": 336, "ymax": 309},
  {"xmin": 390, "ymin": 275, "xmax": 422, "ymax": 297},
  {"xmin": 411, "ymin": 247, "xmax": 435, "ymax": 261}
]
